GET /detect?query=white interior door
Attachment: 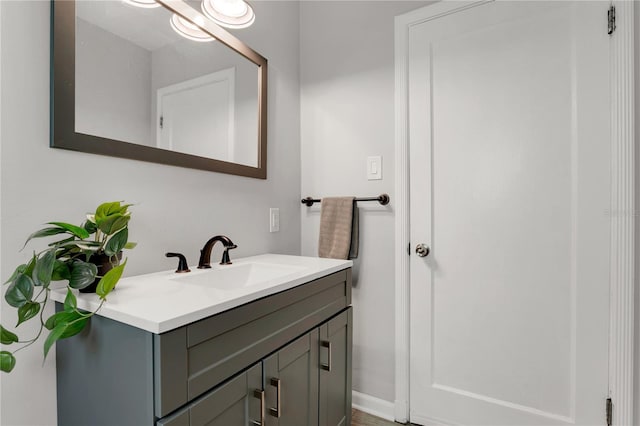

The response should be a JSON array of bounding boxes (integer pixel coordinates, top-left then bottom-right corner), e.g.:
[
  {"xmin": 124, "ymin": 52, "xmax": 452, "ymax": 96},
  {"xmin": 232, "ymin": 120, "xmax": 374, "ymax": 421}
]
[
  {"xmin": 157, "ymin": 68, "xmax": 235, "ymax": 161},
  {"xmin": 408, "ymin": 2, "xmax": 611, "ymax": 425}
]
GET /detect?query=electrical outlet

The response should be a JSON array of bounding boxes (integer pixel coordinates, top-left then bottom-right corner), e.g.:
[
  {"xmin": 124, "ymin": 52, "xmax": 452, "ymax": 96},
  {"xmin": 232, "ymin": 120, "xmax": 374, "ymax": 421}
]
[{"xmin": 270, "ymin": 208, "xmax": 280, "ymax": 232}]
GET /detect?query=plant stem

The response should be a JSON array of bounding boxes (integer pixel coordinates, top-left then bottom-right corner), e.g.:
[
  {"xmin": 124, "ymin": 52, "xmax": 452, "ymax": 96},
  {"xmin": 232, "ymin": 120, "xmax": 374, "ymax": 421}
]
[
  {"xmin": 12, "ymin": 292, "xmax": 49, "ymax": 355},
  {"xmin": 73, "ymin": 299, "xmax": 104, "ymax": 318},
  {"xmin": 33, "ymin": 286, "xmax": 47, "ymax": 302}
]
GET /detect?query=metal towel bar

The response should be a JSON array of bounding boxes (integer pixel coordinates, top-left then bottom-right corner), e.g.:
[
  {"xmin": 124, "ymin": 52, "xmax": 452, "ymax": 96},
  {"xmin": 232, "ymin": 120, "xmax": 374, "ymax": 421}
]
[{"xmin": 301, "ymin": 194, "xmax": 390, "ymax": 207}]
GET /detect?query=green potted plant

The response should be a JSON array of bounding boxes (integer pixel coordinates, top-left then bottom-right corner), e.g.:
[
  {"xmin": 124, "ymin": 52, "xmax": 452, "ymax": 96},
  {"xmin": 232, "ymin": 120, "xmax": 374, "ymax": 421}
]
[{"xmin": 0, "ymin": 201, "xmax": 136, "ymax": 373}]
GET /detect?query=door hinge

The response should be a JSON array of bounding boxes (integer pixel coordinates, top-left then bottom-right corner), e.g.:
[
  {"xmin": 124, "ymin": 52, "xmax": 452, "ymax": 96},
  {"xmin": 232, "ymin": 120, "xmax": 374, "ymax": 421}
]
[
  {"xmin": 606, "ymin": 397, "xmax": 613, "ymax": 426},
  {"xmin": 159, "ymin": 116, "xmax": 164, "ymax": 129},
  {"xmin": 607, "ymin": 5, "xmax": 616, "ymax": 35}
]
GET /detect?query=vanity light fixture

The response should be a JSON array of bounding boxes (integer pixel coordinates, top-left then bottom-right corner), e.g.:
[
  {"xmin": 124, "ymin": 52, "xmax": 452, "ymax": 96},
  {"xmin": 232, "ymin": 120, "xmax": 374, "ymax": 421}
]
[
  {"xmin": 170, "ymin": 14, "xmax": 215, "ymax": 42},
  {"xmin": 122, "ymin": 0, "xmax": 161, "ymax": 8},
  {"xmin": 201, "ymin": 0, "xmax": 255, "ymax": 29}
]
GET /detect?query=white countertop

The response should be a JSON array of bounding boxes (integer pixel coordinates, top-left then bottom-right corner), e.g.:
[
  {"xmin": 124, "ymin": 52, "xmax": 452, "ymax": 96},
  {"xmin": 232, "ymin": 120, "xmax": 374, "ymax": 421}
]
[{"xmin": 50, "ymin": 254, "xmax": 352, "ymax": 334}]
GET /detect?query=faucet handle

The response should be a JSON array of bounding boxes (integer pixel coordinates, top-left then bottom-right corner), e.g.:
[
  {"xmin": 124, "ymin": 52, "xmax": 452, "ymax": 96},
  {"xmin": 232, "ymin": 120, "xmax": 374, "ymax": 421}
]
[{"xmin": 166, "ymin": 252, "xmax": 191, "ymax": 273}]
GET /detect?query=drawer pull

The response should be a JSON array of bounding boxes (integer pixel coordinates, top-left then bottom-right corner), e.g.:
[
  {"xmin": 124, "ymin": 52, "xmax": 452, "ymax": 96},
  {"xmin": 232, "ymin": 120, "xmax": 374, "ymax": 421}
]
[
  {"xmin": 321, "ymin": 340, "xmax": 332, "ymax": 372},
  {"xmin": 269, "ymin": 378, "xmax": 281, "ymax": 418},
  {"xmin": 251, "ymin": 389, "xmax": 265, "ymax": 426}
]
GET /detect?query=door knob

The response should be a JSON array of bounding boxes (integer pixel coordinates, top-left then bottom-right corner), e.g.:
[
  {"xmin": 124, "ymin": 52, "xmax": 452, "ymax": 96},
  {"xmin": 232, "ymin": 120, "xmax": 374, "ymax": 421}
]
[{"xmin": 415, "ymin": 243, "xmax": 430, "ymax": 257}]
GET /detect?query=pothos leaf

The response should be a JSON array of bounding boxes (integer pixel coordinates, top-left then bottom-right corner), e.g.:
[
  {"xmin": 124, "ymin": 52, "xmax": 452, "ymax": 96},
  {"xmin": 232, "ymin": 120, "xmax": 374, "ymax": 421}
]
[
  {"xmin": 96, "ymin": 214, "xmax": 129, "ymax": 236},
  {"xmin": 5, "ymin": 254, "xmax": 37, "ymax": 284},
  {"xmin": 67, "ymin": 261, "xmax": 97, "ymax": 290},
  {"xmin": 45, "ymin": 311, "xmax": 80, "ymax": 331},
  {"xmin": 16, "ymin": 302, "xmax": 40, "ymax": 327},
  {"xmin": 0, "ymin": 326, "xmax": 18, "ymax": 345},
  {"xmin": 33, "ymin": 250, "xmax": 56, "ymax": 287},
  {"xmin": 51, "ymin": 260, "xmax": 71, "ymax": 281},
  {"xmin": 63, "ymin": 289, "xmax": 77, "ymax": 312},
  {"xmin": 44, "ymin": 315, "xmax": 88, "ymax": 359},
  {"xmin": 4, "ymin": 264, "xmax": 27, "ymax": 285},
  {"xmin": 0, "ymin": 352, "xmax": 16, "ymax": 373},
  {"xmin": 83, "ymin": 219, "xmax": 97, "ymax": 234},
  {"xmin": 104, "ymin": 228, "xmax": 128, "ymax": 256},
  {"xmin": 48, "ymin": 236, "xmax": 75, "ymax": 247},
  {"xmin": 24, "ymin": 254, "xmax": 37, "ymax": 278},
  {"xmin": 22, "ymin": 227, "xmax": 67, "ymax": 250},
  {"xmin": 95, "ymin": 201, "xmax": 130, "ymax": 221},
  {"xmin": 96, "ymin": 259, "xmax": 127, "ymax": 300},
  {"xmin": 4, "ymin": 274, "xmax": 34, "ymax": 308},
  {"xmin": 43, "ymin": 324, "xmax": 66, "ymax": 360},
  {"xmin": 59, "ymin": 318, "xmax": 88, "ymax": 339},
  {"xmin": 46, "ymin": 222, "xmax": 90, "ymax": 239},
  {"xmin": 95, "ymin": 201, "xmax": 121, "ymax": 220}
]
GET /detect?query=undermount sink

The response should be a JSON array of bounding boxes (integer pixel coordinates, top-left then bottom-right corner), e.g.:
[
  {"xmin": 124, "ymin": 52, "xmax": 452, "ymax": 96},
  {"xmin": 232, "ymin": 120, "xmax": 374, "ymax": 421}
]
[{"xmin": 170, "ymin": 261, "xmax": 307, "ymax": 291}]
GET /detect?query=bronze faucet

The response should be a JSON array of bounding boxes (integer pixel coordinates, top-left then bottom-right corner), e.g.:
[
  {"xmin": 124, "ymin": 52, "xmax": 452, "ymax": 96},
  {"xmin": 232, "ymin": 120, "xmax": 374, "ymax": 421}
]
[{"xmin": 198, "ymin": 235, "xmax": 237, "ymax": 268}]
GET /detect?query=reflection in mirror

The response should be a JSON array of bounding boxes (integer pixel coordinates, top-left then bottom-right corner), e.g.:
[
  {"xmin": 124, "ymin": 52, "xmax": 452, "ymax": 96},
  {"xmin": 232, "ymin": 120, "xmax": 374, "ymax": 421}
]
[{"xmin": 74, "ymin": 1, "xmax": 259, "ymax": 167}]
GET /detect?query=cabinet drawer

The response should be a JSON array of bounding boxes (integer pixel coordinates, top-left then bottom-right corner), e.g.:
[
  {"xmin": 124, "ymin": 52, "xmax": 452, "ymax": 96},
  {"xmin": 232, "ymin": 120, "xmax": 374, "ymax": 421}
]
[{"xmin": 154, "ymin": 269, "xmax": 351, "ymax": 418}]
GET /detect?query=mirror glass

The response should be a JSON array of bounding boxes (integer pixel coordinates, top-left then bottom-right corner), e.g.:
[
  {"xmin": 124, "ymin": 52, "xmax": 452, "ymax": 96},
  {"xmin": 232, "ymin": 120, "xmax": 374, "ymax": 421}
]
[
  {"xmin": 52, "ymin": 0, "xmax": 267, "ymax": 178},
  {"xmin": 74, "ymin": 1, "xmax": 259, "ymax": 167}
]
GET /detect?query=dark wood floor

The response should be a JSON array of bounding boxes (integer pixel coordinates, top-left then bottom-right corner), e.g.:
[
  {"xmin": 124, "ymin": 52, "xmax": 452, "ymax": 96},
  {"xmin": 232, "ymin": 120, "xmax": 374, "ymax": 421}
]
[{"xmin": 351, "ymin": 409, "xmax": 399, "ymax": 426}]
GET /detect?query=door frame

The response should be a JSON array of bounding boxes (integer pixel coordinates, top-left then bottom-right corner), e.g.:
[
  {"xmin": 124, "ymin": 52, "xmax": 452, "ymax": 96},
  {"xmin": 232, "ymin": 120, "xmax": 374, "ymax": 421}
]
[{"xmin": 393, "ymin": 1, "xmax": 636, "ymax": 424}]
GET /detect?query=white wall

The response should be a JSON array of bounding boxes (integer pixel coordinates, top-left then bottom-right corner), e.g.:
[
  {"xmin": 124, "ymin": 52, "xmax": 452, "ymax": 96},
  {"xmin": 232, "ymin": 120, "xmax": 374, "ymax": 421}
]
[
  {"xmin": 0, "ymin": 1, "xmax": 300, "ymax": 424},
  {"xmin": 76, "ymin": 18, "xmax": 153, "ymax": 146},
  {"xmin": 151, "ymin": 39, "xmax": 258, "ymax": 164},
  {"xmin": 300, "ymin": 1, "xmax": 429, "ymax": 404}
]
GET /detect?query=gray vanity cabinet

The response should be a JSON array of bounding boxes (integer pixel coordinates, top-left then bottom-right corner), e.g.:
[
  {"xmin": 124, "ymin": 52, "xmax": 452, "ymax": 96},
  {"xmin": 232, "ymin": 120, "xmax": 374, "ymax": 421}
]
[{"xmin": 56, "ymin": 268, "xmax": 352, "ymax": 426}]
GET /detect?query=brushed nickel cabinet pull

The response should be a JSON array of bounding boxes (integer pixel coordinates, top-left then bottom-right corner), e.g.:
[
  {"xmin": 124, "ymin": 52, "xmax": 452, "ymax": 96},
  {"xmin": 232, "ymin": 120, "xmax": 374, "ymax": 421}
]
[
  {"xmin": 251, "ymin": 389, "xmax": 265, "ymax": 426},
  {"xmin": 321, "ymin": 340, "xmax": 332, "ymax": 372},
  {"xmin": 269, "ymin": 378, "xmax": 281, "ymax": 418}
]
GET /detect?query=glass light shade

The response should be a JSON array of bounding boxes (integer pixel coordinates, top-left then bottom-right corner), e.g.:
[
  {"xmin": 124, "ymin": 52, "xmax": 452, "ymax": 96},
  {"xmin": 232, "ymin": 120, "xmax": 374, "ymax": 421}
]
[
  {"xmin": 201, "ymin": 0, "xmax": 255, "ymax": 29},
  {"xmin": 122, "ymin": 0, "xmax": 161, "ymax": 9},
  {"xmin": 170, "ymin": 14, "xmax": 215, "ymax": 42}
]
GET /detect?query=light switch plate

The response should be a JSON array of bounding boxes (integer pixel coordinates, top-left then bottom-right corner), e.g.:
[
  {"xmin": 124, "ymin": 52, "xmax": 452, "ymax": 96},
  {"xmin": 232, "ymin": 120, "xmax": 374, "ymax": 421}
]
[
  {"xmin": 367, "ymin": 156, "xmax": 382, "ymax": 180},
  {"xmin": 269, "ymin": 208, "xmax": 280, "ymax": 233}
]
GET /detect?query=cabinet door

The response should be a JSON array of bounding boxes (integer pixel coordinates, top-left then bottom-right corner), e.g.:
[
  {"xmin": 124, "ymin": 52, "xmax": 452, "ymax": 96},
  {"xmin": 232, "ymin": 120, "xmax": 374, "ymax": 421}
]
[
  {"xmin": 157, "ymin": 363, "xmax": 263, "ymax": 426},
  {"xmin": 191, "ymin": 362, "xmax": 263, "ymax": 426},
  {"xmin": 319, "ymin": 308, "xmax": 352, "ymax": 426},
  {"xmin": 264, "ymin": 330, "xmax": 320, "ymax": 426}
]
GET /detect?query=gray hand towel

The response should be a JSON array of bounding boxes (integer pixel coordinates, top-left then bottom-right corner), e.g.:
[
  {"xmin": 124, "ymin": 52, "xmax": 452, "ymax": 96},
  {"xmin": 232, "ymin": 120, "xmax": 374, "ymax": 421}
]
[
  {"xmin": 348, "ymin": 205, "xmax": 359, "ymax": 260},
  {"xmin": 318, "ymin": 197, "xmax": 359, "ymax": 260}
]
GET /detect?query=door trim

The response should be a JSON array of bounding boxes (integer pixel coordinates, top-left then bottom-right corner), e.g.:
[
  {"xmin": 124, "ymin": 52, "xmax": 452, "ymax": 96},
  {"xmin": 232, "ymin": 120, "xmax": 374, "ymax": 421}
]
[
  {"xmin": 606, "ymin": 3, "xmax": 636, "ymax": 425},
  {"xmin": 393, "ymin": 1, "xmax": 636, "ymax": 424}
]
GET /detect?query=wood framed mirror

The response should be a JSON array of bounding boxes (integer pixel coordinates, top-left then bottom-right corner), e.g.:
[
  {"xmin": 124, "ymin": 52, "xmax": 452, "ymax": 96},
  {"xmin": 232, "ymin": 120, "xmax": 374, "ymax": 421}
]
[{"xmin": 51, "ymin": 0, "xmax": 268, "ymax": 178}]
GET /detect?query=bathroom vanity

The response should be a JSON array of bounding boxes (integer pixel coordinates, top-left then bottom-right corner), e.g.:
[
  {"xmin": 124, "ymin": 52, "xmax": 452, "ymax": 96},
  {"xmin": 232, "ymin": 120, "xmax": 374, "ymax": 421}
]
[{"xmin": 52, "ymin": 255, "xmax": 352, "ymax": 426}]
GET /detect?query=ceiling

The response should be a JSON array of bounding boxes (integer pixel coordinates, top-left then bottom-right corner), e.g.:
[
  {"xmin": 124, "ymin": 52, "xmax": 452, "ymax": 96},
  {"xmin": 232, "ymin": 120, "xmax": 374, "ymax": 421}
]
[{"xmin": 76, "ymin": 0, "xmax": 182, "ymax": 51}]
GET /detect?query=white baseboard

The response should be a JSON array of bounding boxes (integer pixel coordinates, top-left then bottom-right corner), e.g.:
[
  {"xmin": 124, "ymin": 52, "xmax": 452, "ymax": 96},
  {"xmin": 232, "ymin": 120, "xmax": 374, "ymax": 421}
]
[
  {"xmin": 352, "ymin": 391, "xmax": 396, "ymax": 422},
  {"xmin": 410, "ymin": 414, "xmax": 456, "ymax": 426}
]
